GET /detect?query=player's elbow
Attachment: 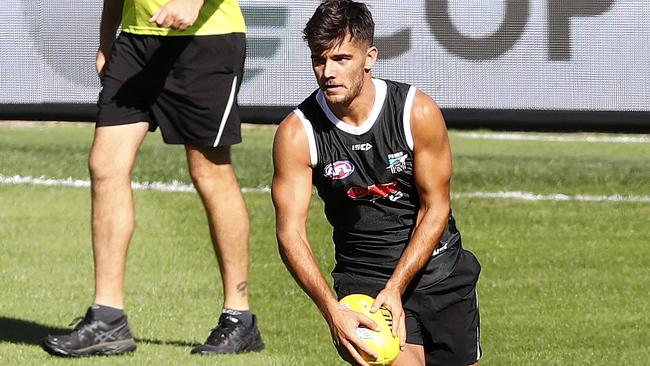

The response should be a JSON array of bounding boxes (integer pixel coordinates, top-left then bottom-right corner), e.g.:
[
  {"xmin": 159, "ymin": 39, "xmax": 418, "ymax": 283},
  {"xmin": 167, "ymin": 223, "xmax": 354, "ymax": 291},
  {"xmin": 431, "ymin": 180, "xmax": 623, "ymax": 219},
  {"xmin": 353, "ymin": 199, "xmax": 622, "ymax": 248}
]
[
  {"xmin": 275, "ymin": 232, "xmax": 296, "ymax": 269},
  {"xmin": 275, "ymin": 228, "xmax": 294, "ymax": 253},
  {"xmin": 275, "ymin": 227, "xmax": 307, "ymax": 258},
  {"xmin": 419, "ymin": 199, "xmax": 451, "ymax": 223}
]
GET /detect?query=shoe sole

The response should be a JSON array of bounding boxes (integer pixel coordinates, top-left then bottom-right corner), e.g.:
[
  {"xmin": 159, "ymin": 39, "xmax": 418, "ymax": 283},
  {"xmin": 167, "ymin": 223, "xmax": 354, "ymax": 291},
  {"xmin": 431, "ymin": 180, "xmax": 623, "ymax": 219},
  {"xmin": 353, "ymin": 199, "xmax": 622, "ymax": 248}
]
[
  {"xmin": 192, "ymin": 337, "xmax": 265, "ymax": 355},
  {"xmin": 42, "ymin": 339, "xmax": 137, "ymax": 357}
]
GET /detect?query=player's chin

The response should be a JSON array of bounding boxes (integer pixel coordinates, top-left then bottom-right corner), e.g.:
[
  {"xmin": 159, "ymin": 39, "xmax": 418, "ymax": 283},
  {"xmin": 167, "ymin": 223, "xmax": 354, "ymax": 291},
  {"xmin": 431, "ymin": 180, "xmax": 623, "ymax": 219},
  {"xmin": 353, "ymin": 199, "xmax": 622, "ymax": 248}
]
[{"xmin": 323, "ymin": 94, "xmax": 349, "ymax": 106}]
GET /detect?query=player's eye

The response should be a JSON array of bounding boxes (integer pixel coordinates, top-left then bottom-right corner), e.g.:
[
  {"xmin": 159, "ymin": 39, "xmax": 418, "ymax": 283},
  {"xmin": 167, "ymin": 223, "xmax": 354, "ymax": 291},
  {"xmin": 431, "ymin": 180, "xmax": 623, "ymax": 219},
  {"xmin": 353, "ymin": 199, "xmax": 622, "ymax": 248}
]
[{"xmin": 311, "ymin": 56, "xmax": 325, "ymax": 66}]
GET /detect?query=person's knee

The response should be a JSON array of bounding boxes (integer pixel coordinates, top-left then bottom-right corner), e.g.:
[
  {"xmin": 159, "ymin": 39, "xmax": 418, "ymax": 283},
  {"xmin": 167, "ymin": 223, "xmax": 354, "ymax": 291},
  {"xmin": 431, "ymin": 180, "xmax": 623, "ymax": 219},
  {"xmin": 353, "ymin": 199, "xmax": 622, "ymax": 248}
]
[
  {"xmin": 186, "ymin": 146, "xmax": 235, "ymax": 187},
  {"xmin": 188, "ymin": 162, "xmax": 236, "ymax": 190},
  {"xmin": 88, "ymin": 149, "xmax": 132, "ymax": 184}
]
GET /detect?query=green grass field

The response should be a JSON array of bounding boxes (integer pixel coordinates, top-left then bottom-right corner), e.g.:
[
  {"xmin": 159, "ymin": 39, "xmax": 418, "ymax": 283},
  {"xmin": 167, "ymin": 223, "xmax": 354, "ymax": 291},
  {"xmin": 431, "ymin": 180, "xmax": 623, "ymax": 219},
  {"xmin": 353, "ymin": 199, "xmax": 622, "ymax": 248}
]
[{"xmin": 1, "ymin": 122, "xmax": 649, "ymax": 365}]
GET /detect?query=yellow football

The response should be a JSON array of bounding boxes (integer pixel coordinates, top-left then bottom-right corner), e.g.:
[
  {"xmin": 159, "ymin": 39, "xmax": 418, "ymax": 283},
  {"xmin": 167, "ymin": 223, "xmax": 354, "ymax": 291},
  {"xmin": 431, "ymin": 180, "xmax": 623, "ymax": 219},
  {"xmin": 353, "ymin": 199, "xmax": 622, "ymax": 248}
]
[{"xmin": 339, "ymin": 294, "xmax": 400, "ymax": 366}]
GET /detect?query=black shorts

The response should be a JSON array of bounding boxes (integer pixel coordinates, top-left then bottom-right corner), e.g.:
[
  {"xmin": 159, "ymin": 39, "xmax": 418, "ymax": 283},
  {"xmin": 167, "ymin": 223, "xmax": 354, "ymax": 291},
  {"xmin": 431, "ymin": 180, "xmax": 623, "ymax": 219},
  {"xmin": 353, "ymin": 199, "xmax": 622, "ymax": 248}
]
[
  {"xmin": 97, "ymin": 32, "xmax": 246, "ymax": 147},
  {"xmin": 333, "ymin": 244, "xmax": 482, "ymax": 366}
]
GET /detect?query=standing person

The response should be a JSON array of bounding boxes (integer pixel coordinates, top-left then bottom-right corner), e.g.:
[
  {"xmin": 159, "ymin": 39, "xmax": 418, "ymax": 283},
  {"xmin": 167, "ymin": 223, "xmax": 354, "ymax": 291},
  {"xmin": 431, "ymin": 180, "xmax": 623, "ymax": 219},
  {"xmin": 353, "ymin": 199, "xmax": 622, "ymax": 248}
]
[
  {"xmin": 41, "ymin": 0, "xmax": 264, "ymax": 357},
  {"xmin": 272, "ymin": 1, "xmax": 481, "ymax": 365}
]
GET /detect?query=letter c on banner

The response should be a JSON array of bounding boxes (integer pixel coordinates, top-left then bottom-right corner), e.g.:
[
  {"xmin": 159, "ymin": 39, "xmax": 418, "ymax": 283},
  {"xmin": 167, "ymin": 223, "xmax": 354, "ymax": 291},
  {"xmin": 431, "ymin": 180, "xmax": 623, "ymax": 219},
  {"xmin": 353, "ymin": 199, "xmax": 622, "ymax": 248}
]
[{"xmin": 426, "ymin": 0, "xmax": 530, "ymax": 60}]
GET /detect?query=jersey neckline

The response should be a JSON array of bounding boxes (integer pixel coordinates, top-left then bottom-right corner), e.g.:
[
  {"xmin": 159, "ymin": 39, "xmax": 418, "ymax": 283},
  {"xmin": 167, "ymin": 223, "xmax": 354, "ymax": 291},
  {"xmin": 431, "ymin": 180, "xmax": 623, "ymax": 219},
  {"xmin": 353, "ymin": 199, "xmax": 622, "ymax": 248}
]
[{"xmin": 315, "ymin": 78, "xmax": 387, "ymax": 135}]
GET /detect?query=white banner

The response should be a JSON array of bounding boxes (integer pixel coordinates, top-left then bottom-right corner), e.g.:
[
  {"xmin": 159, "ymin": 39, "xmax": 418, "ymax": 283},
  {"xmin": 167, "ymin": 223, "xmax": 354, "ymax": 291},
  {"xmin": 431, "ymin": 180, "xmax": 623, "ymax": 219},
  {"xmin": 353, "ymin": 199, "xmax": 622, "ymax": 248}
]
[{"xmin": 1, "ymin": 0, "xmax": 648, "ymax": 111}]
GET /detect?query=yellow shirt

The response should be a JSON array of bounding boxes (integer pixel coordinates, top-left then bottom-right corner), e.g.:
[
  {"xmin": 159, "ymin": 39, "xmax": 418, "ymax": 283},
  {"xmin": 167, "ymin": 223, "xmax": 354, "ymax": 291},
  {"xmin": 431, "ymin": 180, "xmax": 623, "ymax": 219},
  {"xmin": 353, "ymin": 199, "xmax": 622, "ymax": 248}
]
[{"xmin": 121, "ymin": 0, "xmax": 246, "ymax": 36}]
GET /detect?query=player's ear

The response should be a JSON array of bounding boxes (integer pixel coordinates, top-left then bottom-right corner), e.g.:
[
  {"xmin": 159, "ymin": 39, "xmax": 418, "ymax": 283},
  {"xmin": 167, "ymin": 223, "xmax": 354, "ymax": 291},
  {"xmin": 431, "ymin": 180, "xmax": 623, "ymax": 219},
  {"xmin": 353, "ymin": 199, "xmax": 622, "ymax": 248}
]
[{"xmin": 364, "ymin": 45, "xmax": 378, "ymax": 71}]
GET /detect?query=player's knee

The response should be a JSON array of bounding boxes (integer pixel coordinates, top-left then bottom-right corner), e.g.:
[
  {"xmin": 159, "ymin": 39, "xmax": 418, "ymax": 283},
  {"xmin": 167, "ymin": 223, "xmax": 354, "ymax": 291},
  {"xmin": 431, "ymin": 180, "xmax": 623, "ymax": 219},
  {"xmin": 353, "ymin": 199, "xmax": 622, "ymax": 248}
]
[
  {"xmin": 88, "ymin": 152, "xmax": 132, "ymax": 184},
  {"xmin": 189, "ymin": 158, "xmax": 236, "ymax": 186},
  {"xmin": 187, "ymin": 164, "xmax": 212, "ymax": 187}
]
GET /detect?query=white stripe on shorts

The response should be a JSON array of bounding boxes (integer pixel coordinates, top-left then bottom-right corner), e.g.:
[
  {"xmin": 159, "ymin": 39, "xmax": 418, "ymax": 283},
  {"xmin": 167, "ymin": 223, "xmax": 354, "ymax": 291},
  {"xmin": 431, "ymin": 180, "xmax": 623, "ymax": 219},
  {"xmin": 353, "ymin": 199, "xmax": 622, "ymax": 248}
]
[
  {"xmin": 213, "ymin": 76, "xmax": 238, "ymax": 147},
  {"xmin": 476, "ymin": 288, "xmax": 482, "ymax": 361}
]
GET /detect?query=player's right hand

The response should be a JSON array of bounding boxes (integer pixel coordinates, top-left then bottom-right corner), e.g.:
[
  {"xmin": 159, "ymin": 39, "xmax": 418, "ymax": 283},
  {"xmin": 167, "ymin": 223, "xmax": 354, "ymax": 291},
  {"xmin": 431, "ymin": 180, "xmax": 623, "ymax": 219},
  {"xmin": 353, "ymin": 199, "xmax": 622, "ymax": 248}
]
[
  {"xmin": 326, "ymin": 305, "xmax": 379, "ymax": 366},
  {"xmin": 149, "ymin": 0, "xmax": 204, "ymax": 31},
  {"xmin": 96, "ymin": 47, "xmax": 110, "ymax": 77}
]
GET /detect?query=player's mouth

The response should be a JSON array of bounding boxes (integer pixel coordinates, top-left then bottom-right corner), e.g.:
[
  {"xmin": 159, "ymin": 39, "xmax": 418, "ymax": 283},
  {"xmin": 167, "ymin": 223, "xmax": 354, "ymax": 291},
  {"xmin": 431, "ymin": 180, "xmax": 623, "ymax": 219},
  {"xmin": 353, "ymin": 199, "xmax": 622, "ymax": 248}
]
[{"xmin": 324, "ymin": 84, "xmax": 344, "ymax": 93}]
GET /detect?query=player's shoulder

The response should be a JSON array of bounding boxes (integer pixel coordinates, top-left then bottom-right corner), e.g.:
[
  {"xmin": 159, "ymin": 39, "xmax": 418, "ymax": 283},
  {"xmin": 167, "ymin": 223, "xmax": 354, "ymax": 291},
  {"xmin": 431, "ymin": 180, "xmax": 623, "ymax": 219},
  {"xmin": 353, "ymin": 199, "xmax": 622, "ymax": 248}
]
[
  {"xmin": 274, "ymin": 111, "xmax": 313, "ymax": 167},
  {"xmin": 276, "ymin": 111, "xmax": 305, "ymax": 143},
  {"xmin": 275, "ymin": 109, "xmax": 313, "ymax": 153},
  {"xmin": 411, "ymin": 88, "xmax": 442, "ymax": 122},
  {"xmin": 407, "ymin": 88, "xmax": 446, "ymax": 145}
]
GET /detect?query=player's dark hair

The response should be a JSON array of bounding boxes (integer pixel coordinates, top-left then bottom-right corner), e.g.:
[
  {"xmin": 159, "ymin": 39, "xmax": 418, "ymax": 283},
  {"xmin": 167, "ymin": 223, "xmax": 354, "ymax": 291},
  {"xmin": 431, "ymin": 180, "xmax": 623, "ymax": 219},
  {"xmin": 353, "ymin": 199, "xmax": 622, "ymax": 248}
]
[{"xmin": 303, "ymin": 0, "xmax": 375, "ymax": 55}]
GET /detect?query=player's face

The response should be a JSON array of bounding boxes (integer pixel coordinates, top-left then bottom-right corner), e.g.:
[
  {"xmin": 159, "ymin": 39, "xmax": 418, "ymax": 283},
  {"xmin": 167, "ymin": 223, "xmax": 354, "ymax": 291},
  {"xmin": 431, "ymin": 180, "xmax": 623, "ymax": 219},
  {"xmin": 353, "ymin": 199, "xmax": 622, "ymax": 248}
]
[{"xmin": 311, "ymin": 36, "xmax": 377, "ymax": 106}]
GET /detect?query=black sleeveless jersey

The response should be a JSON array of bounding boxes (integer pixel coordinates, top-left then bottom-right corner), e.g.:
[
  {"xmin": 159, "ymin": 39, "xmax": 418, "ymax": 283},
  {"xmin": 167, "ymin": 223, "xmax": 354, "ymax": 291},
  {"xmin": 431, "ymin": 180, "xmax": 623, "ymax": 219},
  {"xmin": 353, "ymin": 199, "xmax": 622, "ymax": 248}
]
[{"xmin": 295, "ymin": 79, "xmax": 460, "ymax": 280}]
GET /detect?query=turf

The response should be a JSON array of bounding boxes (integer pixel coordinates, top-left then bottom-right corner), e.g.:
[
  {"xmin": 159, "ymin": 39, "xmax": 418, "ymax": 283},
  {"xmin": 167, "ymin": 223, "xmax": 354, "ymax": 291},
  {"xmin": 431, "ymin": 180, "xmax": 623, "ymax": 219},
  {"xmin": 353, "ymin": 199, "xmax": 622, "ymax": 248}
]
[{"xmin": 0, "ymin": 122, "xmax": 648, "ymax": 365}]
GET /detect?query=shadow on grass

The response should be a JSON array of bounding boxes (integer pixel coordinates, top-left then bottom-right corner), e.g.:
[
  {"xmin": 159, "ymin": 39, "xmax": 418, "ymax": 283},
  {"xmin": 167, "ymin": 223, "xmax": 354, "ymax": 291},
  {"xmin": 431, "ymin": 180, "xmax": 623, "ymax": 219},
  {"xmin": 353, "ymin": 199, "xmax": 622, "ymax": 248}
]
[{"xmin": 0, "ymin": 316, "xmax": 196, "ymax": 348}]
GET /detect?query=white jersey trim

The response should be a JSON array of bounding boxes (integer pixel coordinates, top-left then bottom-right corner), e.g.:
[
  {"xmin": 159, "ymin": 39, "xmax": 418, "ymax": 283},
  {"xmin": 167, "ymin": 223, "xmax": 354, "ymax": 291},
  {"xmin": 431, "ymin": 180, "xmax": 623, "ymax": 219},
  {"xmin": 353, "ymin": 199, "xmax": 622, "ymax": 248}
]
[
  {"xmin": 293, "ymin": 109, "xmax": 318, "ymax": 167},
  {"xmin": 213, "ymin": 76, "xmax": 238, "ymax": 147},
  {"xmin": 315, "ymin": 78, "xmax": 387, "ymax": 135},
  {"xmin": 403, "ymin": 86, "xmax": 417, "ymax": 151}
]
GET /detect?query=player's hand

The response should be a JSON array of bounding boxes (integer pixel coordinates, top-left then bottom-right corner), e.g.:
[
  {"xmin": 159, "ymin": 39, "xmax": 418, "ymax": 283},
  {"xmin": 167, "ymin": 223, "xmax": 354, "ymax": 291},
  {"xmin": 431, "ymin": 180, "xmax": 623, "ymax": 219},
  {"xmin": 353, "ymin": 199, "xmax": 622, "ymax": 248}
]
[
  {"xmin": 370, "ymin": 287, "xmax": 406, "ymax": 350},
  {"xmin": 326, "ymin": 305, "xmax": 379, "ymax": 366},
  {"xmin": 149, "ymin": 0, "xmax": 204, "ymax": 31},
  {"xmin": 96, "ymin": 47, "xmax": 111, "ymax": 77}
]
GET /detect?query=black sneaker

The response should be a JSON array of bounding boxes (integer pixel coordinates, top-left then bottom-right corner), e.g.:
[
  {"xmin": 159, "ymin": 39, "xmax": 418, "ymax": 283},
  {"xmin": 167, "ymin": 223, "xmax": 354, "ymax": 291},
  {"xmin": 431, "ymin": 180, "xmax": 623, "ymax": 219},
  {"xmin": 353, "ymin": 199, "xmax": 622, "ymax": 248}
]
[
  {"xmin": 191, "ymin": 313, "xmax": 264, "ymax": 355},
  {"xmin": 41, "ymin": 307, "xmax": 136, "ymax": 357}
]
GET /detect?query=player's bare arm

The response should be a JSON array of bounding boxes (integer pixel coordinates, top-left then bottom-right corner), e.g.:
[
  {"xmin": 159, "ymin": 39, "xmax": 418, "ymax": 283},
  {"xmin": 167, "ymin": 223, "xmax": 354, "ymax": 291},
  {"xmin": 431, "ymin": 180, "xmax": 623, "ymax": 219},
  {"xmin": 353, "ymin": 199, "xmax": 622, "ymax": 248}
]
[
  {"xmin": 273, "ymin": 114, "xmax": 378, "ymax": 366},
  {"xmin": 149, "ymin": 0, "xmax": 204, "ymax": 31},
  {"xmin": 371, "ymin": 90, "xmax": 452, "ymax": 344},
  {"xmin": 97, "ymin": 0, "xmax": 125, "ymax": 76}
]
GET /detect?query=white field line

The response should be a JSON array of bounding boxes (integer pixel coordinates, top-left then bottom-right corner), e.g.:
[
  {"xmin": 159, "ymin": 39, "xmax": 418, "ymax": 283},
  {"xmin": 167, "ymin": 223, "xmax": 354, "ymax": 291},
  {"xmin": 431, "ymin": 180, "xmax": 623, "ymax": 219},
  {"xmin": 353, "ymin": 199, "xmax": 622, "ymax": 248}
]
[
  {"xmin": 456, "ymin": 132, "xmax": 650, "ymax": 143},
  {"xmin": 456, "ymin": 191, "xmax": 650, "ymax": 203},
  {"xmin": 0, "ymin": 174, "xmax": 270, "ymax": 193},
  {"xmin": 2, "ymin": 174, "xmax": 649, "ymax": 203}
]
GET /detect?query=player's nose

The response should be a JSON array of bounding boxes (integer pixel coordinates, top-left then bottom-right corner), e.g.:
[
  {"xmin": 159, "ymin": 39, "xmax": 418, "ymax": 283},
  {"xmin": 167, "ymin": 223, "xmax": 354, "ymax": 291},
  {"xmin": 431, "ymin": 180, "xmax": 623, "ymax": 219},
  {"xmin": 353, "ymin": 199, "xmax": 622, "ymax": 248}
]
[{"xmin": 323, "ymin": 59, "xmax": 336, "ymax": 79}]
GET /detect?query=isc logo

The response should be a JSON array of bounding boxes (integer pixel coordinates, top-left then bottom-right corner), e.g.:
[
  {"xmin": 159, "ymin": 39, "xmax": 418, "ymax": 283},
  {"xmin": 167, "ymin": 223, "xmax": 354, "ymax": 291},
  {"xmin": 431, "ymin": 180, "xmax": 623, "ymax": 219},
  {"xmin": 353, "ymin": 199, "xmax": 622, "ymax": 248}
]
[{"xmin": 352, "ymin": 143, "xmax": 372, "ymax": 151}]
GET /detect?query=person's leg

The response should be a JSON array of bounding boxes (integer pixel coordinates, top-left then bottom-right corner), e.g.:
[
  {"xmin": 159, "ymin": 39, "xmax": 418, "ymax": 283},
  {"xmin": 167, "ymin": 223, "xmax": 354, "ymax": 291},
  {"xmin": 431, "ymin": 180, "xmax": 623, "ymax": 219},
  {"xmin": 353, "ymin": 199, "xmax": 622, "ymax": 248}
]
[
  {"xmin": 186, "ymin": 145, "xmax": 265, "ymax": 355},
  {"xmin": 41, "ymin": 122, "xmax": 149, "ymax": 357},
  {"xmin": 89, "ymin": 122, "xmax": 150, "ymax": 309},
  {"xmin": 185, "ymin": 145, "xmax": 250, "ymax": 310},
  {"xmin": 393, "ymin": 343, "xmax": 425, "ymax": 366}
]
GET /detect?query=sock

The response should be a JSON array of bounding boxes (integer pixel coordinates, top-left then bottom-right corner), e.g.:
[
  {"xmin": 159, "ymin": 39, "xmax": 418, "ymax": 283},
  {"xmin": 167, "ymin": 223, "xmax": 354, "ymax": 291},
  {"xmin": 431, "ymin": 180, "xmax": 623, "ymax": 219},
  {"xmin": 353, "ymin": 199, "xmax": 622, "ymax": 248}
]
[
  {"xmin": 222, "ymin": 308, "xmax": 253, "ymax": 328},
  {"xmin": 89, "ymin": 304, "xmax": 125, "ymax": 323}
]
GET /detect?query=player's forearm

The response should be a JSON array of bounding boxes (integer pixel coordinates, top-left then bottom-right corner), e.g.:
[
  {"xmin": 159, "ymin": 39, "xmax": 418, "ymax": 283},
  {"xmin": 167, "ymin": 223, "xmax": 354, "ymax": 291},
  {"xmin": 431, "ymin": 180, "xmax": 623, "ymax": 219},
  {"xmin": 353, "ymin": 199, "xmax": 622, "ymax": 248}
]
[
  {"xmin": 277, "ymin": 233, "xmax": 341, "ymax": 318},
  {"xmin": 99, "ymin": 0, "xmax": 125, "ymax": 50},
  {"xmin": 385, "ymin": 205, "xmax": 450, "ymax": 294}
]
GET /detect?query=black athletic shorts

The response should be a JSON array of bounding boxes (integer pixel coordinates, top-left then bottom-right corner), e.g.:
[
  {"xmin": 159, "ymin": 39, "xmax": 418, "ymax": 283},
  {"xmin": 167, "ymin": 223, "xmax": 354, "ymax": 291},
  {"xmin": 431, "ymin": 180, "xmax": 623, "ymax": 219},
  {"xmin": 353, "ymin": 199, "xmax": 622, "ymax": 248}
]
[
  {"xmin": 333, "ymin": 241, "xmax": 482, "ymax": 366},
  {"xmin": 97, "ymin": 31, "xmax": 246, "ymax": 147}
]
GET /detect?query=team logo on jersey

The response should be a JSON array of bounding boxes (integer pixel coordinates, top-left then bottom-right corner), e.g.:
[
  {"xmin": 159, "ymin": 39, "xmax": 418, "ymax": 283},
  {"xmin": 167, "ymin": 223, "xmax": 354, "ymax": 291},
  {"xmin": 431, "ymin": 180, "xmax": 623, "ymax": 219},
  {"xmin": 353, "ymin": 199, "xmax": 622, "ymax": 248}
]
[
  {"xmin": 387, "ymin": 151, "xmax": 408, "ymax": 174},
  {"xmin": 351, "ymin": 143, "xmax": 373, "ymax": 151},
  {"xmin": 324, "ymin": 160, "xmax": 355, "ymax": 180},
  {"xmin": 347, "ymin": 182, "xmax": 403, "ymax": 202}
]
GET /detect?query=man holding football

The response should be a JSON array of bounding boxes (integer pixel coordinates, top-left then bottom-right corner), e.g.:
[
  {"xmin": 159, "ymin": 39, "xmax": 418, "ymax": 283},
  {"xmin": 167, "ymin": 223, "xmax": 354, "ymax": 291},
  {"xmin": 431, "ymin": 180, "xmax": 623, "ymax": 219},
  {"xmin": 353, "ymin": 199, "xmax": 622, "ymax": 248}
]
[{"xmin": 272, "ymin": 1, "xmax": 481, "ymax": 365}]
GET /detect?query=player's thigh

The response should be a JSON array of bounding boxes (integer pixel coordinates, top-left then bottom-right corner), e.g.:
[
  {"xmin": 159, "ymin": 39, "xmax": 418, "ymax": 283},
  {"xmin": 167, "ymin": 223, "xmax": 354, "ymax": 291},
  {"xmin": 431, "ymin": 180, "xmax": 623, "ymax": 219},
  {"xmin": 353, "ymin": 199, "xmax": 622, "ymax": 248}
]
[
  {"xmin": 420, "ymin": 289, "xmax": 481, "ymax": 366},
  {"xmin": 392, "ymin": 343, "xmax": 425, "ymax": 366},
  {"xmin": 185, "ymin": 145, "xmax": 232, "ymax": 167},
  {"xmin": 89, "ymin": 123, "xmax": 150, "ymax": 178}
]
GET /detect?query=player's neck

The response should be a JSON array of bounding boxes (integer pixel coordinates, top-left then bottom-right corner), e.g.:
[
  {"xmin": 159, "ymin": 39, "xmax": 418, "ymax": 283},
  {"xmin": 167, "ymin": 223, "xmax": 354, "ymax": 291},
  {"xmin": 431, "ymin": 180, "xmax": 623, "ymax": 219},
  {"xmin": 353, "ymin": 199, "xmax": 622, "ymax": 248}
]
[{"xmin": 328, "ymin": 76, "xmax": 376, "ymax": 127}]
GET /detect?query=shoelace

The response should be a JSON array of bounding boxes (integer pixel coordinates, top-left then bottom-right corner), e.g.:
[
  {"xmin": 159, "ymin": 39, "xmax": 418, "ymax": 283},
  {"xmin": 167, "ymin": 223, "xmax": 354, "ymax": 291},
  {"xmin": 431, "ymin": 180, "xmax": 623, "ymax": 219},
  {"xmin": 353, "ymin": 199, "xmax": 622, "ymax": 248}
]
[
  {"xmin": 68, "ymin": 315, "xmax": 96, "ymax": 334},
  {"xmin": 206, "ymin": 318, "xmax": 239, "ymax": 344}
]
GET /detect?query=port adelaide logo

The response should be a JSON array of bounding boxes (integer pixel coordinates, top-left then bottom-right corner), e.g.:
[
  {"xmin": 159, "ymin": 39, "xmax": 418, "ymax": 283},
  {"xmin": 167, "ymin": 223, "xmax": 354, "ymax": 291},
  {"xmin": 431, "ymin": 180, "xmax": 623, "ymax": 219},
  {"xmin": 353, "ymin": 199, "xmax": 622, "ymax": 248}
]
[
  {"xmin": 387, "ymin": 151, "xmax": 408, "ymax": 174},
  {"xmin": 324, "ymin": 160, "xmax": 355, "ymax": 180}
]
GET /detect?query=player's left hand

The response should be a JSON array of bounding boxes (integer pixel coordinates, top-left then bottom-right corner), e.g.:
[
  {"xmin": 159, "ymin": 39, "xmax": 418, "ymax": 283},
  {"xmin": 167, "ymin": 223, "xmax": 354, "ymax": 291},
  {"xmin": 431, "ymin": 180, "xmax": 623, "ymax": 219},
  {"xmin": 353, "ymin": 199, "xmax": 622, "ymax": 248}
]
[
  {"xmin": 370, "ymin": 287, "xmax": 406, "ymax": 350},
  {"xmin": 149, "ymin": 0, "xmax": 204, "ymax": 31}
]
